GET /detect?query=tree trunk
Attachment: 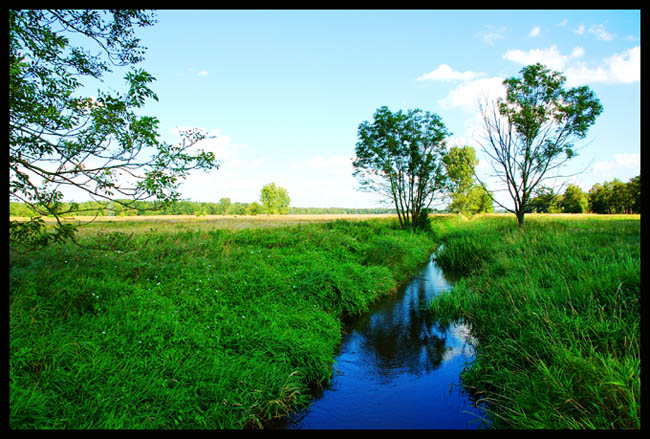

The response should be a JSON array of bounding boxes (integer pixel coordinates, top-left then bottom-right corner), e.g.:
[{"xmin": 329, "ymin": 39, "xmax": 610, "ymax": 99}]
[{"xmin": 516, "ymin": 210, "xmax": 525, "ymax": 229}]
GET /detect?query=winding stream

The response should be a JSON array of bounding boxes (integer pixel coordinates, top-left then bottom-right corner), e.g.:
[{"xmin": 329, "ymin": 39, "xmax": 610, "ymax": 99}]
[{"xmin": 283, "ymin": 251, "xmax": 488, "ymax": 429}]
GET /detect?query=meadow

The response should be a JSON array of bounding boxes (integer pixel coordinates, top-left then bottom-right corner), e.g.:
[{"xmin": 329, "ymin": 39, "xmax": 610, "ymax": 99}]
[
  {"xmin": 9, "ymin": 214, "xmax": 436, "ymax": 429},
  {"xmin": 9, "ymin": 213, "xmax": 640, "ymax": 429},
  {"xmin": 429, "ymin": 214, "xmax": 641, "ymax": 429}
]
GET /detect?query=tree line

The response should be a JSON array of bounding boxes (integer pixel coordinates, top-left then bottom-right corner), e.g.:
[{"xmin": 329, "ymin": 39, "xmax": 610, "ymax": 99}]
[
  {"xmin": 9, "ymin": 199, "xmax": 397, "ymax": 218},
  {"xmin": 527, "ymin": 175, "xmax": 640, "ymax": 214}
]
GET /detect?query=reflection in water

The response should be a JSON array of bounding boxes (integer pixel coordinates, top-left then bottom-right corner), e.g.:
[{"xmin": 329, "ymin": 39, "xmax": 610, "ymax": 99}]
[{"xmin": 284, "ymin": 254, "xmax": 487, "ymax": 429}]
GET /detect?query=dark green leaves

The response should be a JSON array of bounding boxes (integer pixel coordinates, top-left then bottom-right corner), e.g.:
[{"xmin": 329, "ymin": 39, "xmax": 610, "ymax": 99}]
[{"xmin": 353, "ymin": 106, "xmax": 450, "ymax": 230}]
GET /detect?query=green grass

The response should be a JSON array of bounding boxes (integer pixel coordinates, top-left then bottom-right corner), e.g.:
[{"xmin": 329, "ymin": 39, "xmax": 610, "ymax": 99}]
[
  {"xmin": 429, "ymin": 214, "xmax": 640, "ymax": 429},
  {"xmin": 9, "ymin": 217, "xmax": 436, "ymax": 429}
]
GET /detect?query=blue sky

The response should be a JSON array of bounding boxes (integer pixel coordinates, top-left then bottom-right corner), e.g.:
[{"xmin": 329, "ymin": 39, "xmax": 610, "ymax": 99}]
[{"xmin": 95, "ymin": 9, "xmax": 641, "ymax": 209}]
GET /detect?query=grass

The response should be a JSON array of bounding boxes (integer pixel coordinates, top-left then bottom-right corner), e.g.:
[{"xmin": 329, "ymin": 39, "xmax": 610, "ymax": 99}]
[
  {"xmin": 428, "ymin": 214, "xmax": 641, "ymax": 429},
  {"xmin": 9, "ymin": 216, "xmax": 436, "ymax": 429}
]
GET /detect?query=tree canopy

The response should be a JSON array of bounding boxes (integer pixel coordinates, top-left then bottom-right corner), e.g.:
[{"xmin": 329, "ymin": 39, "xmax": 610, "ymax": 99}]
[
  {"xmin": 260, "ymin": 182, "xmax": 291, "ymax": 214},
  {"xmin": 353, "ymin": 106, "xmax": 449, "ymax": 230},
  {"xmin": 9, "ymin": 9, "xmax": 218, "ymax": 248}
]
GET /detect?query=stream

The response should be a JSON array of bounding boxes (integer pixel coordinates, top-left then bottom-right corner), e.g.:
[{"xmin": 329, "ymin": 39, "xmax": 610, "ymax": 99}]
[{"xmin": 282, "ymin": 250, "xmax": 488, "ymax": 429}]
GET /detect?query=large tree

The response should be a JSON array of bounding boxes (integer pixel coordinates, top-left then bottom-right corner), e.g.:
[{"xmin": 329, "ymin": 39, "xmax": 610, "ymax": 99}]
[
  {"xmin": 476, "ymin": 63, "xmax": 603, "ymax": 228},
  {"xmin": 260, "ymin": 182, "xmax": 290, "ymax": 214},
  {"xmin": 9, "ymin": 10, "xmax": 218, "ymax": 248},
  {"xmin": 353, "ymin": 106, "xmax": 449, "ymax": 230}
]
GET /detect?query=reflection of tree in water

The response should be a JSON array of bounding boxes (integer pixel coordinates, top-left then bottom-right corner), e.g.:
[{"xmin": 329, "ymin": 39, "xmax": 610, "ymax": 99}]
[{"xmin": 353, "ymin": 272, "xmax": 454, "ymax": 379}]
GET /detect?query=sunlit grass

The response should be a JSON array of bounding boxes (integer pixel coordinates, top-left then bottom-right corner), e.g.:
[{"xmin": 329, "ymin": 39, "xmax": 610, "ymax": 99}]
[
  {"xmin": 9, "ymin": 216, "xmax": 435, "ymax": 429},
  {"xmin": 429, "ymin": 214, "xmax": 640, "ymax": 429}
]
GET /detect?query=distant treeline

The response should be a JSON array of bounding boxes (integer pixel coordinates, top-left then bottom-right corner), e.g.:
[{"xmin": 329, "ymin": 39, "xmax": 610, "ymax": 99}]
[
  {"xmin": 527, "ymin": 175, "xmax": 640, "ymax": 214},
  {"xmin": 9, "ymin": 198, "xmax": 397, "ymax": 218},
  {"xmin": 10, "ymin": 174, "xmax": 639, "ymax": 218}
]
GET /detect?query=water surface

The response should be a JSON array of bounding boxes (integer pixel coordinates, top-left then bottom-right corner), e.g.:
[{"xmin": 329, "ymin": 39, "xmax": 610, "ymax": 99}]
[{"xmin": 284, "ymin": 253, "xmax": 487, "ymax": 429}]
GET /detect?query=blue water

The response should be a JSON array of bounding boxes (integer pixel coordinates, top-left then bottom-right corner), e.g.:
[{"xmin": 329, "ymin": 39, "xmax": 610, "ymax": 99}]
[{"xmin": 283, "ymin": 253, "xmax": 488, "ymax": 429}]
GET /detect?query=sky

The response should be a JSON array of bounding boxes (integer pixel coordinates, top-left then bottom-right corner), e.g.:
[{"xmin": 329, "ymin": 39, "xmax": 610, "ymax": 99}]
[{"xmin": 73, "ymin": 9, "xmax": 641, "ymax": 209}]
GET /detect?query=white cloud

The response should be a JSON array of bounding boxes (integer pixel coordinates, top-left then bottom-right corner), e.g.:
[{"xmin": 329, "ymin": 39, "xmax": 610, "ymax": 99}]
[
  {"xmin": 593, "ymin": 153, "xmax": 640, "ymax": 172},
  {"xmin": 588, "ymin": 24, "xmax": 615, "ymax": 41},
  {"xmin": 502, "ymin": 45, "xmax": 584, "ymax": 71},
  {"xmin": 558, "ymin": 18, "xmax": 568, "ymax": 27},
  {"xmin": 417, "ymin": 64, "xmax": 486, "ymax": 82},
  {"xmin": 529, "ymin": 26, "xmax": 541, "ymax": 37},
  {"xmin": 438, "ymin": 76, "xmax": 507, "ymax": 112},
  {"xmin": 197, "ymin": 70, "xmax": 209, "ymax": 77},
  {"xmin": 574, "ymin": 24, "xmax": 586, "ymax": 35},
  {"xmin": 564, "ymin": 46, "xmax": 639, "ymax": 85},
  {"xmin": 502, "ymin": 45, "xmax": 638, "ymax": 85}
]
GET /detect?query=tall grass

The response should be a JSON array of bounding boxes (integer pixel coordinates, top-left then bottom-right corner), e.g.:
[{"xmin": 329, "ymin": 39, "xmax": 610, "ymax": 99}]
[
  {"xmin": 9, "ymin": 217, "xmax": 436, "ymax": 429},
  {"xmin": 429, "ymin": 214, "xmax": 640, "ymax": 429}
]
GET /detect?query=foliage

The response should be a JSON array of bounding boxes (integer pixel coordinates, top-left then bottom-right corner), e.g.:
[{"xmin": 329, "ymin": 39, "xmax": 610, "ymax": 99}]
[
  {"xmin": 476, "ymin": 63, "xmax": 603, "ymax": 228},
  {"xmin": 430, "ymin": 215, "xmax": 640, "ymax": 429},
  {"xmin": 259, "ymin": 182, "xmax": 291, "ymax": 214},
  {"xmin": 353, "ymin": 106, "xmax": 450, "ymax": 230},
  {"xmin": 9, "ymin": 217, "xmax": 435, "ymax": 429},
  {"xmin": 9, "ymin": 9, "xmax": 218, "ymax": 249},
  {"xmin": 443, "ymin": 146, "xmax": 494, "ymax": 216},
  {"xmin": 588, "ymin": 176, "xmax": 640, "ymax": 214}
]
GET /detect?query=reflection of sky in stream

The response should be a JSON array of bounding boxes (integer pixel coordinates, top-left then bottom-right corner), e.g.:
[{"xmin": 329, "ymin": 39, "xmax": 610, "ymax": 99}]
[{"xmin": 285, "ymin": 255, "xmax": 487, "ymax": 429}]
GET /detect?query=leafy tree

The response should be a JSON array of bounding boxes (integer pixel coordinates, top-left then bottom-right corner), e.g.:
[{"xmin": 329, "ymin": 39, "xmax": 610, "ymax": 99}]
[
  {"xmin": 561, "ymin": 184, "xmax": 589, "ymax": 213},
  {"xmin": 216, "ymin": 197, "xmax": 232, "ymax": 215},
  {"xmin": 247, "ymin": 201, "xmax": 263, "ymax": 216},
  {"xmin": 259, "ymin": 182, "xmax": 290, "ymax": 214},
  {"xmin": 627, "ymin": 175, "xmax": 641, "ymax": 214},
  {"xmin": 353, "ymin": 106, "xmax": 449, "ymax": 230},
  {"xmin": 588, "ymin": 183, "xmax": 609, "ymax": 214},
  {"xmin": 476, "ymin": 63, "xmax": 603, "ymax": 228},
  {"xmin": 443, "ymin": 146, "xmax": 493, "ymax": 216},
  {"xmin": 9, "ymin": 9, "xmax": 218, "ymax": 248},
  {"xmin": 527, "ymin": 185, "xmax": 557, "ymax": 213}
]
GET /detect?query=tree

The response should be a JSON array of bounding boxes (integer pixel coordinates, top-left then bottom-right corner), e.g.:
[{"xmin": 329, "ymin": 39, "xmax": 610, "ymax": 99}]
[
  {"xmin": 561, "ymin": 184, "xmax": 589, "ymax": 213},
  {"xmin": 260, "ymin": 182, "xmax": 290, "ymax": 214},
  {"xmin": 353, "ymin": 106, "xmax": 449, "ymax": 230},
  {"xmin": 443, "ymin": 146, "xmax": 493, "ymax": 216},
  {"xmin": 246, "ymin": 201, "xmax": 263, "ymax": 216},
  {"xmin": 9, "ymin": 10, "xmax": 218, "ymax": 248},
  {"xmin": 476, "ymin": 63, "xmax": 603, "ymax": 228}
]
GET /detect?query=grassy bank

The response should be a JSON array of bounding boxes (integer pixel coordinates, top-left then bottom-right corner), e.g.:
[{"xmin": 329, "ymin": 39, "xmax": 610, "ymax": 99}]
[
  {"xmin": 429, "ymin": 214, "xmax": 640, "ymax": 429},
  {"xmin": 9, "ymin": 217, "xmax": 436, "ymax": 429}
]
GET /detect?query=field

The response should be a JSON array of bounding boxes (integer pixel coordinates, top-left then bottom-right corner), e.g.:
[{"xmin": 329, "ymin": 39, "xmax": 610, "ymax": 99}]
[
  {"xmin": 9, "ymin": 214, "xmax": 435, "ymax": 429},
  {"xmin": 9, "ymin": 213, "xmax": 640, "ymax": 429}
]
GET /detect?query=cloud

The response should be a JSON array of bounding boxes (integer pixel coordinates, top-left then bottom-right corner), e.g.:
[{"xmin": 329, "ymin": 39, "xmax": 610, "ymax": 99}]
[
  {"xmin": 502, "ymin": 45, "xmax": 584, "ymax": 71},
  {"xmin": 197, "ymin": 70, "xmax": 209, "ymax": 77},
  {"xmin": 588, "ymin": 24, "xmax": 615, "ymax": 41},
  {"xmin": 593, "ymin": 153, "xmax": 640, "ymax": 172},
  {"xmin": 558, "ymin": 18, "xmax": 568, "ymax": 27},
  {"xmin": 574, "ymin": 24, "xmax": 586, "ymax": 35},
  {"xmin": 438, "ymin": 76, "xmax": 506, "ymax": 112},
  {"xmin": 502, "ymin": 45, "xmax": 638, "ymax": 85},
  {"xmin": 477, "ymin": 25, "xmax": 507, "ymax": 45},
  {"xmin": 417, "ymin": 64, "xmax": 486, "ymax": 82},
  {"xmin": 564, "ymin": 46, "xmax": 639, "ymax": 85},
  {"xmin": 529, "ymin": 26, "xmax": 541, "ymax": 37}
]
